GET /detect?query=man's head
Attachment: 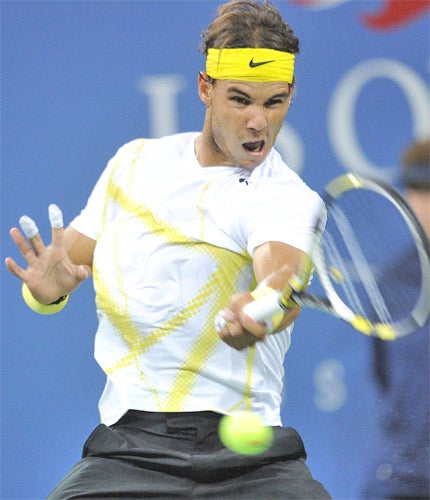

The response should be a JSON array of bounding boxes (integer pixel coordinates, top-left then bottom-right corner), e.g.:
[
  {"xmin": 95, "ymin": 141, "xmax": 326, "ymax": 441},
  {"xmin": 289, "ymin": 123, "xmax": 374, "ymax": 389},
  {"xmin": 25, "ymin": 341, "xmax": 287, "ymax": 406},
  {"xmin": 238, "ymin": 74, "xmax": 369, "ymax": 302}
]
[
  {"xmin": 196, "ymin": 0, "xmax": 300, "ymax": 169},
  {"xmin": 200, "ymin": 0, "xmax": 299, "ymax": 85},
  {"xmin": 200, "ymin": 0, "xmax": 299, "ymax": 59}
]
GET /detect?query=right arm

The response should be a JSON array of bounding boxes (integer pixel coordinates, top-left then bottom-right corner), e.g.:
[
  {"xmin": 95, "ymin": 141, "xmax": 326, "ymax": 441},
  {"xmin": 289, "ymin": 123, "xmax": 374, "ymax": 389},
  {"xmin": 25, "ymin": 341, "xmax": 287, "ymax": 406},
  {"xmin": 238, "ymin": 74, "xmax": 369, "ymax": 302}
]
[{"xmin": 217, "ymin": 240, "xmax": 305, "ymax": 350}]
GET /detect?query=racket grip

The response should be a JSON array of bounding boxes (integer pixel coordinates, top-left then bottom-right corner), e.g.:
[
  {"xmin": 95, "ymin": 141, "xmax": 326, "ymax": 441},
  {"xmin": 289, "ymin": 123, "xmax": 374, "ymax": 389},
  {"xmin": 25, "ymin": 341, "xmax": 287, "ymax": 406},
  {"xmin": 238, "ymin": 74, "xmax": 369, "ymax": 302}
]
[
  {"xmin": 214, "ymin": 290, "xmax": 283, "ymax": 334},
  {"xmin": 242, "ymin": 291, "xmax": 283, "ymax": 322}
]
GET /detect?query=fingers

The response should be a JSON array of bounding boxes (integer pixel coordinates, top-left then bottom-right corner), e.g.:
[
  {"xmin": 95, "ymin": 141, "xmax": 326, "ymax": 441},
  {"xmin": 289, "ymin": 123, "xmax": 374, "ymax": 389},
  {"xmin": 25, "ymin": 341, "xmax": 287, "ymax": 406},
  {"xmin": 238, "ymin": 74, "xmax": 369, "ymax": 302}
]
[
  {"xmin": 19, "ymin": 215, "xmax": 38, "ymax": 239},
  {"xmin": 18, "ymin": 215, "xmax": 46, "ymax": 256},
  {"xmin": 6, "ymin": 204, "xmax": 89, "ymax": 303},
  {"xmin": 48, "ymin": 204, "xmax": 63, "ymax": 228},
  {"xmin": 6, "ymin": 217, "xmax": 45, "ymax": 280},
  {"xmin": 49, "ymin": 204, "xmax": 64, "ymax": 246},
  {"xmin": 77, "ymin": 264, "xmax": 92, "ymax": 281},
  {"xmin": 10, "ymin": 225, "xmax": 40, "ymax": 265},
  {"xmin": 216, "ymin": 307, "xmax": 266, "ymax": 351},
  {"xmin": 4, "ymin": 255, "xmax": 26, "ymax": 280},
  {"xmin": 7, "ymin": 204, "xmax": 64, "ymax": 270},
  {"xmin": 13, "ymin": 204, "xmax": 63, "ymax": 251}
]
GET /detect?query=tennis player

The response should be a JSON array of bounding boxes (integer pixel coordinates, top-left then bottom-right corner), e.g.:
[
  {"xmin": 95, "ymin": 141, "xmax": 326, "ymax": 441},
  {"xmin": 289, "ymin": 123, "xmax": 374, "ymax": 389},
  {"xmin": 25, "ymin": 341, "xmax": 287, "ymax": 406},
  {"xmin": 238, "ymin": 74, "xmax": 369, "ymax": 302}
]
[{"xmin": 6, "ymin": 1, "xmax": 330, "ymax": 498}]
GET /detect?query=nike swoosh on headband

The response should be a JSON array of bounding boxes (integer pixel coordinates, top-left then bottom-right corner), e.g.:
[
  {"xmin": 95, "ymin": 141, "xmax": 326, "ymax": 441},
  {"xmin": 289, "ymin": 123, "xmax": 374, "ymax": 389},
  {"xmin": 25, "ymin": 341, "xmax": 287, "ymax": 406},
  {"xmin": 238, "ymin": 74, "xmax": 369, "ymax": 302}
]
[
  {"xmin": 249, "ymin": 58, "xmax": 275, "ymax": 68},
  {"xmin": 206, "ymin": 48, "xmax": 295, "ymax": 82}
]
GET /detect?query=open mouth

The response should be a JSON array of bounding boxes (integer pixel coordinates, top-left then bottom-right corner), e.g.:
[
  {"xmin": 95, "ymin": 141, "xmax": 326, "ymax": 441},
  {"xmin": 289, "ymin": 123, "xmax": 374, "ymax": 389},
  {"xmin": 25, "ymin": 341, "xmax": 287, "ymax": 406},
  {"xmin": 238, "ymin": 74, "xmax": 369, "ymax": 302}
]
[{"xmin": 242, "ymin": 140, "xmax": 265, "ymax": 154}]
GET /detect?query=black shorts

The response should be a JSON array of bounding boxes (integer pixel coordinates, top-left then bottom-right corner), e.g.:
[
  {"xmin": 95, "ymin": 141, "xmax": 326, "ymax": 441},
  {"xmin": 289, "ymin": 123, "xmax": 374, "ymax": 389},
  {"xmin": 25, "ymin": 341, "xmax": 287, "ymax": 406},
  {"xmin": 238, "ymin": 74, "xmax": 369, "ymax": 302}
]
[{"xmin": 48, "ymin": 410, "xmax": 330, "ymax": 499}]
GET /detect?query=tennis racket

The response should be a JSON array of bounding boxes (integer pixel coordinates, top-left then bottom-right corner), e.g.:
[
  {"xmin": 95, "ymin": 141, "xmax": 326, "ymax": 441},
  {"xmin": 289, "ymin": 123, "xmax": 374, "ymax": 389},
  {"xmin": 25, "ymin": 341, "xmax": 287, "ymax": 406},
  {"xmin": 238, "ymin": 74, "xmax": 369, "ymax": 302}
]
[{"xmin": 216, "ymin": 173, "xmax": 430, "ymax": 340}]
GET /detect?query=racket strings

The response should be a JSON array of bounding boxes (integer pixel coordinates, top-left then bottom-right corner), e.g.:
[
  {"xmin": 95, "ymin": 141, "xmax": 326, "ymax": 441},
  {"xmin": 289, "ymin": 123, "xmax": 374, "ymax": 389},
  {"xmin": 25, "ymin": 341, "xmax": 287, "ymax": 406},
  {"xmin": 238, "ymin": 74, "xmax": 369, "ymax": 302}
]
[
  {"xmin": 328, "ymin": 204, "xmax": 393, "ymax": 324},
  {"xmin": 320, "ymin": 186, "xmax": 427, "ymax": 335},
  {"xmin": 321, "ymin": 230, "xmax": 363, "ymax": 316}
]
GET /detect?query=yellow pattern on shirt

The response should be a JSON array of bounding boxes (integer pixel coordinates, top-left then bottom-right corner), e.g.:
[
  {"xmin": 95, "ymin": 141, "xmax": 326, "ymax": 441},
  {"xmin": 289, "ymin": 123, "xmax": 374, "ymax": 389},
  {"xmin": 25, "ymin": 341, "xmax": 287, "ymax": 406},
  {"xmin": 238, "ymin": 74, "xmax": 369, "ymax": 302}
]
[{"xmin": 93, "ymin": 141, "xmax": 254, "ymax": 412}]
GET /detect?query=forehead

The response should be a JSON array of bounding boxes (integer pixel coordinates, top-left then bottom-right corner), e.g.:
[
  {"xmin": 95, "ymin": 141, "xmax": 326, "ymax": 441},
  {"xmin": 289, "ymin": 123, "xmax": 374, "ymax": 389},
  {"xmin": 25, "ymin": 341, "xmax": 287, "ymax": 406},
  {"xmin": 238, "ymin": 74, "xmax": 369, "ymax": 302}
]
[{"xmin": 217, "ymin": 79, "xmax": 291, "ymax": 98}]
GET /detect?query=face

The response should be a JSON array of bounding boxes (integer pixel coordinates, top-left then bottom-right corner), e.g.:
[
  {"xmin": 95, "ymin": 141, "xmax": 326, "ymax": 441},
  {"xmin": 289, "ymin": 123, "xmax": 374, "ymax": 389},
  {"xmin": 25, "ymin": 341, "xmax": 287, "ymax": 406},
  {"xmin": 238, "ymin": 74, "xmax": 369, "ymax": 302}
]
[{"xmin": 197, "ymin": 74, "xmax": 294, "ymax": 170}]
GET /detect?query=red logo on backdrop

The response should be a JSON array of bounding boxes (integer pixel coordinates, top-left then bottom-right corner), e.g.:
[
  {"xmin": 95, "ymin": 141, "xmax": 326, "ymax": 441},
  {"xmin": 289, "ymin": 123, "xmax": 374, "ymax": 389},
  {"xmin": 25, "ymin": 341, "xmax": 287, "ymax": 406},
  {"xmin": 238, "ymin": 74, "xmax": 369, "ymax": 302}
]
[{"xmin": 290, "ymin": 0, "xmax": 430, "ymax": 30}]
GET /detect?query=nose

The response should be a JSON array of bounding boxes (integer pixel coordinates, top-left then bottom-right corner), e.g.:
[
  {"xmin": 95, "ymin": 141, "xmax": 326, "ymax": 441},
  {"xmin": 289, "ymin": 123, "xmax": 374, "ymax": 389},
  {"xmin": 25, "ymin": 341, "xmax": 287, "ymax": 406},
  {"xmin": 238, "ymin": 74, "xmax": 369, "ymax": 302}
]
[{"xmin": 246, "ymin": 105, "xmax": 268, "ymax": 133}]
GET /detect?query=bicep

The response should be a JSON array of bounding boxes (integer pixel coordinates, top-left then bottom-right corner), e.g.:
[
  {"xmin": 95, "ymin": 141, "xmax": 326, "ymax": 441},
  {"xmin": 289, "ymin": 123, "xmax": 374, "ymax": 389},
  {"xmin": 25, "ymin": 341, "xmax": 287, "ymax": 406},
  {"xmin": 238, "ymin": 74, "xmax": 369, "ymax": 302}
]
[{"xmin": 64, "ymin": 226, "xmax": 96, "ymax": 267}]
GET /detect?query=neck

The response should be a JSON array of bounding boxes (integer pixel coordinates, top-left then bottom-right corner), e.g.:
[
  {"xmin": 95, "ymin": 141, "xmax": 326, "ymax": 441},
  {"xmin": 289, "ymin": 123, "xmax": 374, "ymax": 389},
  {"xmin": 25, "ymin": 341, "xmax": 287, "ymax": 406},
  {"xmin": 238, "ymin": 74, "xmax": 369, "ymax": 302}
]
[{"xmin": 194, "ymin": 131, "xmax": 234, "ymax": 168}]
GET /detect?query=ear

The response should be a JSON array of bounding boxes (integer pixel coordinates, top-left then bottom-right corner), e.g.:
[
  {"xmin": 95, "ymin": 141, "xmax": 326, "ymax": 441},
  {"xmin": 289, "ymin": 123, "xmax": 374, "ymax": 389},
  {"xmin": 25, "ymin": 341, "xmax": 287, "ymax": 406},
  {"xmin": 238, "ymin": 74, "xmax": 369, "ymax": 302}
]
[
  {"xmin": 198, "ymin": 72, "xmax": 213, "ymax": 107},
  {"xmin": 288, "ymin": 79, "xmax": 295, "ymax": 101},
  {"xmin": 288, "ymin": 79, "xmax": 296, "ymax": 105}
]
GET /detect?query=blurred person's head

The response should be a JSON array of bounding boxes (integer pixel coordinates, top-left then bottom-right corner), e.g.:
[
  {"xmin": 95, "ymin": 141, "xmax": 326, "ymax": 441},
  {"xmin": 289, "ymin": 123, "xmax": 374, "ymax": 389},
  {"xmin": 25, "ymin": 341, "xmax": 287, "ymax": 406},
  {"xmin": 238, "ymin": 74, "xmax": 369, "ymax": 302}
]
[{"xmin": 400, "ymin": 138, "xmax": 430, "ymax": 236}]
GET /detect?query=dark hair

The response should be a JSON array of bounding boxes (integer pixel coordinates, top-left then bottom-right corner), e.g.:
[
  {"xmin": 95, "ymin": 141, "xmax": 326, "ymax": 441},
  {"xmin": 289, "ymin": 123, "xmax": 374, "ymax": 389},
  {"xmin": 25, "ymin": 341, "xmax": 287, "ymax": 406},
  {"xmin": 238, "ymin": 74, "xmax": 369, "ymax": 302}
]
[
  {"xmin": 401, "ymin": 139, "xmax": 430, "ymax": 191},
  {"xmin": 199, "ymin": 0, "xmax": 299, "ymax": 55}
]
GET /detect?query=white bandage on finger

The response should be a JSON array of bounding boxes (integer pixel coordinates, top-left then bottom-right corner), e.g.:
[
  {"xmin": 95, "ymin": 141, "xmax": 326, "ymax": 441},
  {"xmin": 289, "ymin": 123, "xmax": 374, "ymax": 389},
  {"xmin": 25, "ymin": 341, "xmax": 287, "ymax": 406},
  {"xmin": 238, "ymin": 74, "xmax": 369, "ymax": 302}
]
[
  {"xmin": 48, "ymin": 204, "xmax": 64, "ymax": 229},
  {"xmin": 214, "ymin": 310, "xmax": 227, "ymax": 333},
  {"xmin": 19, "ymin": 215, "xmax": 39, "ymax": 239}
]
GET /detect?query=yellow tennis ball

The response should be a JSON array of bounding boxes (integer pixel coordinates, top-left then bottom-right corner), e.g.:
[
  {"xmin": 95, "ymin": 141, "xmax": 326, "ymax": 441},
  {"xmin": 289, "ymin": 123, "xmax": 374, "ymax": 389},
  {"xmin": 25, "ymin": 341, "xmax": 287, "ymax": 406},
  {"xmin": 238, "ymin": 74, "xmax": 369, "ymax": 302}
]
[{"xmin": 219, "ymin": 411, "xmax": 273, "ymax": 455}]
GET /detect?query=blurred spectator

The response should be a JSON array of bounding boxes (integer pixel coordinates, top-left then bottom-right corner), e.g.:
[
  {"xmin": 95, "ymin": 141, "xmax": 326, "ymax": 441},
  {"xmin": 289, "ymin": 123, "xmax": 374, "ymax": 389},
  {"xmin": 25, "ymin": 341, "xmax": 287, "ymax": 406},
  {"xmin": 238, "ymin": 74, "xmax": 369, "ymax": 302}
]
[{"xmin": 362, "ymin": 138, "xmax": 429, "ymax": 499}]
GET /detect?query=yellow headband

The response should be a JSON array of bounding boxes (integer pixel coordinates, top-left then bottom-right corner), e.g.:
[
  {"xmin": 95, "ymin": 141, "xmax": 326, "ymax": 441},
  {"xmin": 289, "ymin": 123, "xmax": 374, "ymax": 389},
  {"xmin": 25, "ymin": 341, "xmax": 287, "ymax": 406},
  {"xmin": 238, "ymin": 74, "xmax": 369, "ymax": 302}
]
[{"xmin": 206, "ymin": 48, "xmax": 295, "ymax": 83}]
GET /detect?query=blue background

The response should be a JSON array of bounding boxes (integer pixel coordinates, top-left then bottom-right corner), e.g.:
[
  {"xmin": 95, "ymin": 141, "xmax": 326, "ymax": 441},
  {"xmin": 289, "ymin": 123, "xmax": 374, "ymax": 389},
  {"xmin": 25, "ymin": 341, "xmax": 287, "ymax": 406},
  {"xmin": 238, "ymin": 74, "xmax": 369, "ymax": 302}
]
[{"xmin": 1, "ymin": 1, "xmax": 429, "ymax": 498}]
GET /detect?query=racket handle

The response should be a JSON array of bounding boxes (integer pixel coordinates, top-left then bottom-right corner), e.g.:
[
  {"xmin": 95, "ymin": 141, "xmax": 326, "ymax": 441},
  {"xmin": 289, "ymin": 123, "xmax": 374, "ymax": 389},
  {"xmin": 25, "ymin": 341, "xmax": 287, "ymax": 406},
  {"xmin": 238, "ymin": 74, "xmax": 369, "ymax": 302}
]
[
  {"xmin": 242, "ymin": 291, "xmax": 283, "ymax": 322},
  {"xmin": 214, "ymin": 291, "xmax": 283, "ymax": 333}
]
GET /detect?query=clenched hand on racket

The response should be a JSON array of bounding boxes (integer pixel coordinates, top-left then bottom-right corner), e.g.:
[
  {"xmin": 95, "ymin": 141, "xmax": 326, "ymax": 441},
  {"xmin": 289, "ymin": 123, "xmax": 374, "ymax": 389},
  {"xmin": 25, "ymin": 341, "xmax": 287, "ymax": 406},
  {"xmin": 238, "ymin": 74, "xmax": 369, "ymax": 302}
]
[{"xmin": 216, "ymin": 241, "xmax": 304, "ymax": 350}]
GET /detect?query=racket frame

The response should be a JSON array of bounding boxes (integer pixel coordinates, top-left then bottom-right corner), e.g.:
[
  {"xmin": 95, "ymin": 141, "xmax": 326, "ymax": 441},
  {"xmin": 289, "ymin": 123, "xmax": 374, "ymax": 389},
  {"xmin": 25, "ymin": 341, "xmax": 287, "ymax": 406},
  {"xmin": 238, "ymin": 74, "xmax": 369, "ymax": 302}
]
[
  {"xmin": 218, "ymin": 173, "xmax": 430, "ymax": 340},
  {"xmin": 288, "ymin": 173, "xmax": 430, "ymax": 339}
]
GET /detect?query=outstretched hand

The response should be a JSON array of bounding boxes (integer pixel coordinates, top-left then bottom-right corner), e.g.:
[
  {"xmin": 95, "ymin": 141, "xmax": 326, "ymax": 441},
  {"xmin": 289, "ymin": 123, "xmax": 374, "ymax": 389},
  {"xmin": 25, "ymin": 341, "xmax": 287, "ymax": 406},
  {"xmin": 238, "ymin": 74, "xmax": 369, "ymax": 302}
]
[{"xmin": 5, "ymin": 204, "xmax": 91, "ymax": 304}]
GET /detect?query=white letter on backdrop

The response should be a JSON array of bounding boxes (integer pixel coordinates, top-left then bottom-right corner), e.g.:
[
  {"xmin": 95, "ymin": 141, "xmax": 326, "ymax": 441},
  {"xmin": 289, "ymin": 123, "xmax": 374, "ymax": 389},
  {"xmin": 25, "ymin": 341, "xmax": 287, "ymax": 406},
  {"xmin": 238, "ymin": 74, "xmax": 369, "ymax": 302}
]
[
  {"xmin": 328, "ymin": 58, "xmax": 430, "ymax": 181},
  {"xmin": 314, "ymin": 358, "xmax": 347, "ymax": 412},
  {"xmin": 137, "ymin": 74, "xmax": 186, "ymax": 138}
]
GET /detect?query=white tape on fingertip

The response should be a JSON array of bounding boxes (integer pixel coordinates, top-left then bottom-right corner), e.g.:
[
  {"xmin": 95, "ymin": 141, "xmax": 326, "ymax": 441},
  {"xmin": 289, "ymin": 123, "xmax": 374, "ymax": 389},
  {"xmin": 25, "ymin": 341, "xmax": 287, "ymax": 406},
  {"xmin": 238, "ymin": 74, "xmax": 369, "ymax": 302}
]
[
  {"xmin": 19, "ymin": 215, "xmax": 39, "ymax": 239},
  {"xmin": 48, "ymin": 204, "xmax": 64, "ymax": 228},
  {"xmin": 214, "ymin": 311, "xmax": 227, "ymax": 333}
]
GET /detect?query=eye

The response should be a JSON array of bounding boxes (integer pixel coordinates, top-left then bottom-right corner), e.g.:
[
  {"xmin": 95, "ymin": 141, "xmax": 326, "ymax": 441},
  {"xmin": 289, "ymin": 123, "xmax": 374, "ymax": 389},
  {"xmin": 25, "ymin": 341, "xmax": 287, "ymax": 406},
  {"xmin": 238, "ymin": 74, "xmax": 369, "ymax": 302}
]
[
  {"xmin": 230, "ymin": 96, "xmax": 250, "ymax": 105},
  {"xmin": 265, "ymin": 98, "xmax": 285, "ymax": 108}
]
